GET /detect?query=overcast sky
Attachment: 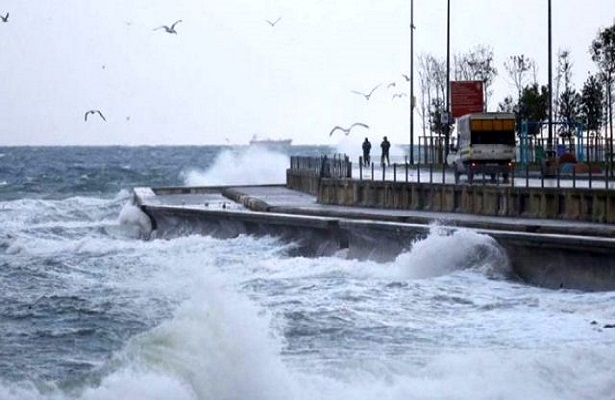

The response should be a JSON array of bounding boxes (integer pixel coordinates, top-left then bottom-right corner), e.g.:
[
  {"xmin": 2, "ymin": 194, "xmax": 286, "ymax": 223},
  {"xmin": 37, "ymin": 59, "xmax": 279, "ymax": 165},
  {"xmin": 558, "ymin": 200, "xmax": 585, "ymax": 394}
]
[{"xmin": 1, "ymin": 0, "xmax": 613, "ymax": 146}]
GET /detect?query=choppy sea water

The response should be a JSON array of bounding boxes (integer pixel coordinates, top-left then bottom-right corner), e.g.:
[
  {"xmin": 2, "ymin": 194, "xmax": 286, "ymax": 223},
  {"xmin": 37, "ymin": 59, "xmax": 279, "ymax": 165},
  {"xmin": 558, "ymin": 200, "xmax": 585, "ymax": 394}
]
[{"xmin": 1, "ymin": 145, "xmax": 614, "ymax": 400}]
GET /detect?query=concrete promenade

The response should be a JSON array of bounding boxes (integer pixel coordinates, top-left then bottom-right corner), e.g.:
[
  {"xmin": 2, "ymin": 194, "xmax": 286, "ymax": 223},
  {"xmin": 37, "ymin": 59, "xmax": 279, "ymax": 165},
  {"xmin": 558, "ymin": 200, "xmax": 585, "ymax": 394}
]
[{"xmin": 133, "ymin": 184, "xmax": 615, "ymax": 292}]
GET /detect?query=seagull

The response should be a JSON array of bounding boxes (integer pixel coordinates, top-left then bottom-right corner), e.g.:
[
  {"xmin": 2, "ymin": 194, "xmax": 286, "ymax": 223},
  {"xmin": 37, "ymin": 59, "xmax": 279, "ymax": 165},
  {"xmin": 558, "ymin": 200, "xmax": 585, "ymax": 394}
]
[
  {"xmin": 84, "ymin": 110, "xmax": 106, "ymax": 122},
  {"xmin": 153, "ymin": 20, "xmax": 182, "ymax": 34},
  {"xmin": 265, "ymin": 17, "xmax": 281, "ymax": 27},
  {"xmin": 329, "ymin": 122, "xmax": 369, "ymax": 137},
  {"xmin": 0, "ymin": 12, "xmax": 8, "ymax": 22},
  {"xmin": 392, "ymin": 92, "xmax": 408, "ymax": 100},
  {"xmin": 387, "ymin": 82, "xmax": 396, "ymax": 89},
  {"xmin": 351, "ymin": 84, "xmax": 382, "ymax": 101},
  {"xmin": 401, "ymin": 74, "xmax": 410, "ymax": 82}
]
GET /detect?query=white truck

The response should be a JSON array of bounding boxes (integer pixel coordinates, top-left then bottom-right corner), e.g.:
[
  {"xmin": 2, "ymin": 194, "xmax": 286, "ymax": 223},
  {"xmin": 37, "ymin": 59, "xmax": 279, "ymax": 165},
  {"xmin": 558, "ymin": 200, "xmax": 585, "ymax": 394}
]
[{"xmin": 450, "ymin": 112, "xmax": 516, "ymax": 184}]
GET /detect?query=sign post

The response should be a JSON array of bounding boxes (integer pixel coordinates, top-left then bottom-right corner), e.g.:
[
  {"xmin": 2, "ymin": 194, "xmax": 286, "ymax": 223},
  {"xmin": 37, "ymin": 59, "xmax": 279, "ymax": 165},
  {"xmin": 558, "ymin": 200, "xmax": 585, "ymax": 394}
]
[{"xmin": 450, "ymin": 81, "xmax": 484, "ymax": 118}]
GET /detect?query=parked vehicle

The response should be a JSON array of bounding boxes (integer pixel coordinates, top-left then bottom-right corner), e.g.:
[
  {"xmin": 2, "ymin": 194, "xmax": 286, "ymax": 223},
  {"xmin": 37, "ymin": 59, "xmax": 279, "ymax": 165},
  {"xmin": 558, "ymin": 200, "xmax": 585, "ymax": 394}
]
[{"xmin": 450, "ymin": 112, "xmax": 516, "ymax": 184}]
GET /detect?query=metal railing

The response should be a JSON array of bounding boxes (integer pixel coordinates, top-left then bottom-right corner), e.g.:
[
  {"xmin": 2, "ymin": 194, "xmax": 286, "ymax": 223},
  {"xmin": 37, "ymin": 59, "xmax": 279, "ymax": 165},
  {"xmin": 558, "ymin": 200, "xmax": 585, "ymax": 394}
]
[
  {"xmin": 290, "ymin": 154, "xmax": 352, "ymax": 179},
  {"xmin": 354, "ymin": 157, "xmax": 614, "ymax": 190},
  {"xmin": 289, "ymin": 152, "xmax": 615, "ymax": 189}
]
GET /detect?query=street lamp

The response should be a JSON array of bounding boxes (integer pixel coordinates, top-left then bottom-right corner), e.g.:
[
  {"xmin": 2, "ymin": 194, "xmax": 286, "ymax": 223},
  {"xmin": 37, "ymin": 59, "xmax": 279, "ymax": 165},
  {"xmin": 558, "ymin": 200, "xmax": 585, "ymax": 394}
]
[
  {"xmin": 541, "ymin": 0, "xmax": 559, "ymax": 177},
  {"xmin": 445, "ymin": 0, "xmax": 451, "ymax": 158},
  {"xmin": 410, "ymin": 0, "xmax": 415, "ymax": 164},
  {"xmin": 547, "ymin": 0, "xmax": 553, "ymax": 153}
]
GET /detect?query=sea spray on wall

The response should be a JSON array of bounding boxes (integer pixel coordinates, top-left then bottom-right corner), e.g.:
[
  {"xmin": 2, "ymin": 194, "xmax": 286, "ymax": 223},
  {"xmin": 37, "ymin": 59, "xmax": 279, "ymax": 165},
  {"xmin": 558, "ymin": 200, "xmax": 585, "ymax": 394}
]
[{"xmin": 181, "ymin": 147, "xmax": 289, "ymax": 186}]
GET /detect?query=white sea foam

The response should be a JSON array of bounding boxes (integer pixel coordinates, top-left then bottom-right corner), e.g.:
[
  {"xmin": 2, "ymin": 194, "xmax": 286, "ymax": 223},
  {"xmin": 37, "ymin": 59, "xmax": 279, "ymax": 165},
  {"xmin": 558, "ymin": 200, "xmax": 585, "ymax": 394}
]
[
  {"xmin": 3, "ymin": 191, "xmax": 615, "ymax": 400},
  {"xmin": 181, "ymin": 146, "xmax": 289, "ymax": 186},
  {"xmin": 392, "ymin": 224, "xmax": 511, "ymax": 280},
  {"xmin": 118, "ymin": 201, "xmax": 153, "ymax": 238}
]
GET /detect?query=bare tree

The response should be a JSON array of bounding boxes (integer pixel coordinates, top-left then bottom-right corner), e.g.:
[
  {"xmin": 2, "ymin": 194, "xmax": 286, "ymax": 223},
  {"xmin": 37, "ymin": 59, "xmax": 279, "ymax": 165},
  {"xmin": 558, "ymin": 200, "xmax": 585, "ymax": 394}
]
[
  {"xmin": 417, "ymin": 53, "xmax": 433, "ymax": 137},
  {"xmin": 453, "ymin": 44, "xmax": 498, "ymax": 110},
  {"xmin": 503, "ymin": 55, "xmax": 536, "ymax": 100},
  {"xmin": 417, "ymin": 54, "xmax": 446, "ymax": 136}
]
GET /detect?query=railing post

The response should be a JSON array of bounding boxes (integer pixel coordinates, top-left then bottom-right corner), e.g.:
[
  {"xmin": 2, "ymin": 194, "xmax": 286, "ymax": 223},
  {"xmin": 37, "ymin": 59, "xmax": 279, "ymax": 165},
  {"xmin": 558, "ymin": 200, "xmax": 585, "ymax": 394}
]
[
  {"xmin": 541, "ymin": 165, "xmax": 544, "ymax": 188},
  {"xmin": 417, "ymin": 163, "xmax": 421, "ymax": 183},
  {"xmin": 429, "ymin": 163, "xmax": 433, "ymax": 184},
  {"xmin": 393, "ymin": 163, "xmax": 397, "ymax": 182},
  {"xmin": 359, "ymin": 156, "xmax": 363, "ymax": 180},
  {"xmin": 511, "ymin": 163, "xmax": 515, "ymax": 188},
  {"xmin": 442, "ymin": 162, "xmax": 445, "ymax": 184}
]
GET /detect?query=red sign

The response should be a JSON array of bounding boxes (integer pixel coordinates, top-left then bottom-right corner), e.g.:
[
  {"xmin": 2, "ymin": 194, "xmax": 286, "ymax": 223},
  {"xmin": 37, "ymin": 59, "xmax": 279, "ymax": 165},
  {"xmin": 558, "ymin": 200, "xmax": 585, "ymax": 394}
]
[{"xmin": 450, "ymin": 80, "xmax": 484, "ymax": 118}]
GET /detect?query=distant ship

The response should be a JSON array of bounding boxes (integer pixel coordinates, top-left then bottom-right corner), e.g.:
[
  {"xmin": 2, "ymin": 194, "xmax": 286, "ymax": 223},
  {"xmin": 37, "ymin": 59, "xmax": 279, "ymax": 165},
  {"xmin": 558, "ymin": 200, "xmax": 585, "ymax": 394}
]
[{"xmin": 249, "ymin": 135, "xmax": 293, "ymax": 149}]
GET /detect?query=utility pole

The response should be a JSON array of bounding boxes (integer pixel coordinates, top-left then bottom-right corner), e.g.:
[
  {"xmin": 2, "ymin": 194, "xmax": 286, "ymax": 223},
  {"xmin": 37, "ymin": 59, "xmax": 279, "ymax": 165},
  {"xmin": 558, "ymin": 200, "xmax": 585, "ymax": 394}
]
[
  {"xmin": 410, "ymin": 0, "xmax": 415, "ymax": 164},
  {"xmin": 547, "ymin": 0, "xmax": 553, "ymax": 153},
  {"xmin": 445, "ymin": 0, "xmax": 451, "ymax": 159}
]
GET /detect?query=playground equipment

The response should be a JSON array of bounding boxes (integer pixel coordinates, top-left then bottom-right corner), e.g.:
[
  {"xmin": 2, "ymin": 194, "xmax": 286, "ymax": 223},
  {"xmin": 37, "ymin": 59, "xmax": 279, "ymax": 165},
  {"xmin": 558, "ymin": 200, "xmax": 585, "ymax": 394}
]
[{"xmin": 518, "ymin": 121, "xmax": 584, "ymax": 165}]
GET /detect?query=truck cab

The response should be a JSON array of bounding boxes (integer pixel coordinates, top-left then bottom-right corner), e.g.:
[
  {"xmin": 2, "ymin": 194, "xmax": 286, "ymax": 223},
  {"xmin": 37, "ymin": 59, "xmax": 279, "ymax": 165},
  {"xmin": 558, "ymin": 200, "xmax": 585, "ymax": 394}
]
[{"xmin": 452, "ymin": 112, "xmax": 516, "ymax": 184}]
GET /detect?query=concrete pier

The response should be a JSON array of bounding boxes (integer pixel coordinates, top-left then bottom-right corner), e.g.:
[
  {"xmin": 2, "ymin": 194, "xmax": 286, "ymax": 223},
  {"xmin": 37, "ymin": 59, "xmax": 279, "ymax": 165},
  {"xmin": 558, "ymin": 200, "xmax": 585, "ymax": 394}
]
[{"xmin": 133, "ymin": 184, "xmax": 615, "ymax": 292}]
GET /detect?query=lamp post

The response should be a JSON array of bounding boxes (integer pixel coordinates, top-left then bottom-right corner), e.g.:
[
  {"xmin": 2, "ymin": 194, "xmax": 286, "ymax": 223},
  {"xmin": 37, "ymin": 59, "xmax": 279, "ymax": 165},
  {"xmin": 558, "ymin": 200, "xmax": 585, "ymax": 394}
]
[
  {"xmin": 445, "ymin": 0, "xmax": 451, "ymax": 159},
  {"xmin": 547, "ymin": 0, "xmax": 553, "ymax": 153},
  {"xmin": 541, "ymin": 0, "xmax": 558, "ymax": 177},
  {"xmin": 410, "ymin": 0, "xmax": 415, "ymax": 164}
]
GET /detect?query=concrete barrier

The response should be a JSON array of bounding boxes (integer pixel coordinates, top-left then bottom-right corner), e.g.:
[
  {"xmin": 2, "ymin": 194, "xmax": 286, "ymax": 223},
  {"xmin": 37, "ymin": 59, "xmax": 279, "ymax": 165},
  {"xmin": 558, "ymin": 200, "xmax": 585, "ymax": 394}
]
[
  {"xmin": 286, "ymin": 169, "xmax": 615, "ymax": 225},
  {"xmin": 135, "ymin": 187, "xmax": 615, "ymax": 292}
]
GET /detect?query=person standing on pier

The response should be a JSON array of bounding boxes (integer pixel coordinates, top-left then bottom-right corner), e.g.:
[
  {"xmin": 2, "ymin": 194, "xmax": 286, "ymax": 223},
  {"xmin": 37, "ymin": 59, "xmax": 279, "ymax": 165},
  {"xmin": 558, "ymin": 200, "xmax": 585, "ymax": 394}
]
[
  {"xmin": 380, "ymin": 136, "xmax": 391, "ymax": 167},
  {"xmin": 362, "ymin": 137, "xmax": 372, "ymax": 167}
]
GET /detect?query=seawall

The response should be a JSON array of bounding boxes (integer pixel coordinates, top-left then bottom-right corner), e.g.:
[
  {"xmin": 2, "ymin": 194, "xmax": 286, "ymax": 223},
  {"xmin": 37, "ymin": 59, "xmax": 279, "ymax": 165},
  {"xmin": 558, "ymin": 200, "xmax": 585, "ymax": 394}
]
[
  {"xmin": 287, "ymin": 169, "xmax": 615, "ymax": 224},
  {"xmin": 133, "ymin": 185, "xmax": 615, "ymax": 292}
]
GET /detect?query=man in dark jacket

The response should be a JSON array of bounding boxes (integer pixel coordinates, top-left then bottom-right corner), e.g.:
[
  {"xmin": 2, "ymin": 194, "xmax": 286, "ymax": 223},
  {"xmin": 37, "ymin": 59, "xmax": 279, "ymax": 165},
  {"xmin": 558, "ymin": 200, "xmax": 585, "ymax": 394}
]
[
  {"xmin": 362, "ymin": 137, "xmax": 371, "ymax": 166},
  {"xmin": 380, "ymin": 136, "xmax": 391, "ymax": 167}
]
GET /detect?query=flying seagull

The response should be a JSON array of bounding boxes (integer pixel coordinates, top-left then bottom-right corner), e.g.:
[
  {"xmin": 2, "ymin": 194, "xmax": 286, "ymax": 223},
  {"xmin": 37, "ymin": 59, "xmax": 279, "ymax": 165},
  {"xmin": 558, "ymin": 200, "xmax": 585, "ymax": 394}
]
[
  {"xmin": 387, "ymin": 82, "xmax": 396, "ymax": 89},
  {"xmin": 351, "ymin": 84, "xmax": 381, "ymax": 101},
  {"xmin": 153, "ymin": 20, "xmax": 182, "ymax": 34},
  {"xmin": 84, "ymin": 110, "xmax": 106, "ymax": 122},
  {"xmin": 265, "ymin": 17, "xmax": 281, "ymax": 27},
  {"xmin": 401, "ymin": 74, "xmax": 410, "ymax": 82},
  {"xmin": 329, "ymin": 122, "xmax": 369, "ymax": 137},
  {"xmin": 392, "ymin": 92, "xmax": 408, "ymax": 100},
  {"xmin": 0, "ymin": 12, "xmax": 8, "ymax": 22}
]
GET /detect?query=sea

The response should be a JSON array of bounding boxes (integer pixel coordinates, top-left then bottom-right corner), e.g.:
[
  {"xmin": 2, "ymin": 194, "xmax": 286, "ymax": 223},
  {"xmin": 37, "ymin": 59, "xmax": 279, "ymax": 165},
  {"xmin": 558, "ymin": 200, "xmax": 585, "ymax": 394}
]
[{"xmin": 1, "ymin": 145, "xmax": 615, "ymax": 400}]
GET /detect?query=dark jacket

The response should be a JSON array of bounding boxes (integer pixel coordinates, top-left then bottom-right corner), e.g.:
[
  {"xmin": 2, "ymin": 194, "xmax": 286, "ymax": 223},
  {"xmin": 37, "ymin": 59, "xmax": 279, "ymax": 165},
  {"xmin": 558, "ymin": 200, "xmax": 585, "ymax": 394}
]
[{"xmin": 362, "ymin": 140, "xmax": 371, "ymax": 154}]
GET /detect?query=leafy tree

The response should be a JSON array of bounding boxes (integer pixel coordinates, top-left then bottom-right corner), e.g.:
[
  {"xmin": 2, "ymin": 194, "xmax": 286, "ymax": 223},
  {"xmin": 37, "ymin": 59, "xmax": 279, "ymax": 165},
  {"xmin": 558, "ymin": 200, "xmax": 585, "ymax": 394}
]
[
  {"xmin": 518, "ymin": 83, "xmax": 549, "ymax": 136},
  {"xmin": 557, "ymin": 89, "xmax": 581, "ymax": 145},
  {"xmin": 590, "ymin": 23, "xmax": 615, "ymax": 159},
  {"xmin": 555, "ymin": 50, "xmax": 581, "ymax": 145},
  {"xmin": 580, "ymin": 73, "xmax": 605, "ymax": 134},
  {"xmin": 580, "ymin": 73, "xmax": 605, "ymax": 161}
]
